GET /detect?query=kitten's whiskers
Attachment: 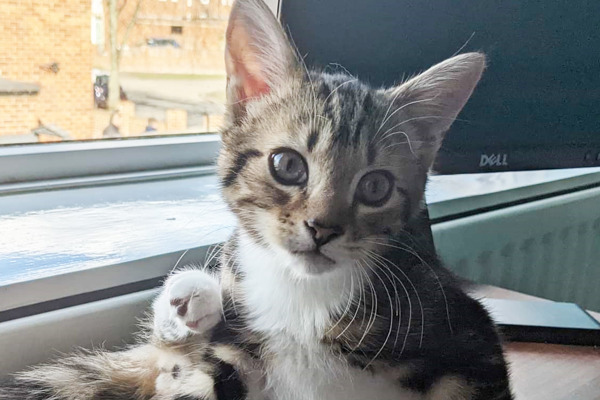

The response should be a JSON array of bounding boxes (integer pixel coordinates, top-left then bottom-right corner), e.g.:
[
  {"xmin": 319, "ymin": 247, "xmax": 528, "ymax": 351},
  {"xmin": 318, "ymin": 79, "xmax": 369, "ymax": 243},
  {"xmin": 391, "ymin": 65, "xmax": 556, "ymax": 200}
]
[
  {"xmin": 373, "ymin": 96, "xmax": 437, "ymax": 143},
  {"xmin": 325, "ymin": 267, "xmax": 356, "ymax": 338},
  {"xmin": 362, "ymin": 248, "xmax": 413, "ymax": 354},
  {"xmin": 375, "ymin": 87, "xmax": 405, "ymax": 139},
  {"xmin": 323, "ymin": 78, "xmax": 359, "ymax": 105},
  {"xmin": 335, "ymin": 263, "xmax": 365, "ymax": 342},
  {"xmin": 364, "ymin": 246, "xmax": 425, "ymax": 350},
  {"xmin": 171, "ymin": 248, "xmax": 191, "ymax": 272},
  {"xmin": 354, "ymin": 259, "xmax": 378, "ymax": 351},
  {"xmin": 371, "ymin": 238, "xmax": 453, "ymax": 336},
  {"xmin": 361, "ymin": 258, "xmax": 395, "ymax": 369},
  {"xmin": 379, "ymin": 130, "xmax": 416, "ymax": 157}
]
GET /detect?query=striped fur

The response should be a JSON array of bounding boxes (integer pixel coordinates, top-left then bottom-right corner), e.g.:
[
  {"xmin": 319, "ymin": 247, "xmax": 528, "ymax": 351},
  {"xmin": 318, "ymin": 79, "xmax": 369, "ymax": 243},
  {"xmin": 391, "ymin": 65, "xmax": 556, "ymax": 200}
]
[
  {"xmin": 1, "ymin": 0, "xmax": 512, "ymax": 399},
  {"xmin": 0, "ymin": 339, "xmax": 233, "ymax": 400}
]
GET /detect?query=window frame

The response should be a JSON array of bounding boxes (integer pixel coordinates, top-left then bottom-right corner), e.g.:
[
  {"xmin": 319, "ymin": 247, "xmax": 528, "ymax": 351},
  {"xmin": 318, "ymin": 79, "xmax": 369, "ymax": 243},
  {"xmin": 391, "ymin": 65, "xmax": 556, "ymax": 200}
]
[
  {"xmin": 7, "ymin": 0, "xmax": 599, "ymax": 325},
  {"xmin": 0, "ymin": 134, "xmax": 221, "ymax": 192},
  {"xmin": 0, "ymin": 245, "xmax": 214, "ymax": 316},
  {"xmin": 0, "ymin": 0, "xmax": 282, "ymax": 189}
]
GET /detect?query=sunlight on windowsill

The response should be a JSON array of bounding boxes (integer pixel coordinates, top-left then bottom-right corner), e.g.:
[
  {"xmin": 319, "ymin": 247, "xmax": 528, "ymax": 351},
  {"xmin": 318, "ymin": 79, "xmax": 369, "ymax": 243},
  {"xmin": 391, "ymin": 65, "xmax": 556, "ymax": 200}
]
[{"xmin": 1, "ymin": 167, "xmax": 599, "ymax": 288}]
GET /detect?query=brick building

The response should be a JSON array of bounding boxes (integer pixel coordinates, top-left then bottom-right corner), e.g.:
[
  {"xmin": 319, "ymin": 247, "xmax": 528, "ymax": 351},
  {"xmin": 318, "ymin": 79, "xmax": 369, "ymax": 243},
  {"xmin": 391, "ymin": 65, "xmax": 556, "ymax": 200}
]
[
  {"xmin": 95, "ymin": 0, "xmax": 232, "ymax": 74},
  {"xmin": 0, "ymin": 0, "xmax": 93, "ymax": 141},
  {"xmin": 0, "ymin": 0, "xmax": 231, "ymax": 143}
]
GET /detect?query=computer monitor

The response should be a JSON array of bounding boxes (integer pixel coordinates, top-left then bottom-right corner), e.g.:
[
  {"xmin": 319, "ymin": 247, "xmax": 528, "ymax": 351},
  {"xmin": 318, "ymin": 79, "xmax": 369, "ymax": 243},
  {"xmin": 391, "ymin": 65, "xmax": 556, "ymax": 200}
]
[{"xmin": 275, "ymin": 0, "xmax": 600, "ymax": 174}]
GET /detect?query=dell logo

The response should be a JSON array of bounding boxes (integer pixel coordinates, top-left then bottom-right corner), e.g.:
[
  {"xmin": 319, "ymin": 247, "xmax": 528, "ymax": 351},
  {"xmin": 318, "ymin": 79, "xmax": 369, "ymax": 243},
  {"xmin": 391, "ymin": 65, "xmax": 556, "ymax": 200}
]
[{"xmin": 480, "ymin": 153, "xmax": 508, "ymax": 167}]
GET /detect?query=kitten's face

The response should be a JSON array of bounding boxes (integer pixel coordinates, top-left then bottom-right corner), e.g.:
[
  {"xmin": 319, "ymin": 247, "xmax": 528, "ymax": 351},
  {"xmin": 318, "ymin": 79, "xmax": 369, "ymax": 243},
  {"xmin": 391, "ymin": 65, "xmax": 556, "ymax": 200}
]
[
  {"xmin": 220, "ymin": 74, "xmax": 429, "ymax": 275},
  {"xmin": 219, "ymin": 0, "xmax": 484, "ymax": 276}
]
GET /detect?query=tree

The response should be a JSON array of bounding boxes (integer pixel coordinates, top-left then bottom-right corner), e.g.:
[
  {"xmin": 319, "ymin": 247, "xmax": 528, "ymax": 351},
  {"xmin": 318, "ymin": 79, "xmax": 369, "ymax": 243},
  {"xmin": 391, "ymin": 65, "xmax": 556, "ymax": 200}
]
[{"xmin": 106, "ymin": 0, "xmax": 143, "ymax": 111}]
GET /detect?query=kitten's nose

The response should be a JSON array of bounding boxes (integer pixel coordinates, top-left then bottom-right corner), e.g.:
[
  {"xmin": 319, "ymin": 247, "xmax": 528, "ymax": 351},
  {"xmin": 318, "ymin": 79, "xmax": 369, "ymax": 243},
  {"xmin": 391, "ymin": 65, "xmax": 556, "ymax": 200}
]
[{"xmin": 304, "ymin": 219, "xmax": 344, "ymax": 247}]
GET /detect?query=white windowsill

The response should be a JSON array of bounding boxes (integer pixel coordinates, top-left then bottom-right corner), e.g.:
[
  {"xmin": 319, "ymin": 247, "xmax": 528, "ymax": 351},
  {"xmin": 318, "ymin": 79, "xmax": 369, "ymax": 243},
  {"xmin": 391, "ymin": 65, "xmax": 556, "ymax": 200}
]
[
  {"xmin": 1, "ymin": 167, "xmax": 600, "ymax": 312},
  {"xmin": 0, "ymin": 134, "xmax": 221, "ymax": 185}
]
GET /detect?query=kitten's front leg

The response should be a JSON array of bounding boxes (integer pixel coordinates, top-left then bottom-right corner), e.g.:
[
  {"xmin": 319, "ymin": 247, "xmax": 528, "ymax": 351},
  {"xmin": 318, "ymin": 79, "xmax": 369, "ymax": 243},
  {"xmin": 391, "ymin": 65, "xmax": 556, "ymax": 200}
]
[{"xmin": 152, "ymin": 268, "xmax": 222, "ymax": 343}]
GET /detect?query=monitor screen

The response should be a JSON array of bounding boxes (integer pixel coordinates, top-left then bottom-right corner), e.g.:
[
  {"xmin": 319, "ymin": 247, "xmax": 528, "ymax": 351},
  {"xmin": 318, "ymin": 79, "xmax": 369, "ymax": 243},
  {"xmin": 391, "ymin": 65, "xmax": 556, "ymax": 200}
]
[{"xmin": 278, "ymin": 0, "xmax": 600, "ymax": 173}]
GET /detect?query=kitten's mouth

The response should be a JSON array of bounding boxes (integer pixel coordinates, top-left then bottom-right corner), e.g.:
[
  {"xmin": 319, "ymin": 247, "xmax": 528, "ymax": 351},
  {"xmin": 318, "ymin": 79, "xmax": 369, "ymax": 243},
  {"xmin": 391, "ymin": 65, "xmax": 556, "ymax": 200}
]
[{"xmin": 291, "ymin": 249, "xmax": 336, "ymax": 265}]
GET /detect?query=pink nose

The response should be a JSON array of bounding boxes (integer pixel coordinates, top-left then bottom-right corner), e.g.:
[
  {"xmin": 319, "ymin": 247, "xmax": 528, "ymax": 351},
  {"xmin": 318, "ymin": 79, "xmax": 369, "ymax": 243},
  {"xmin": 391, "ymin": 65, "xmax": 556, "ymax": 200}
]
[{"xmin": 304, "ymin": 219, "xmax": 344, "ymax": 247}]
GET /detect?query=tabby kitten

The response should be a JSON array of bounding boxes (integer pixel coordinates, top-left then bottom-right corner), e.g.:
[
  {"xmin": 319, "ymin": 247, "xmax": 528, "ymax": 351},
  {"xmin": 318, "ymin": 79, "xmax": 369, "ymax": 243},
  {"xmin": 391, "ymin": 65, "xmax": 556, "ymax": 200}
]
[{"xmin": 0, "ymin": 0, "xmax": 512, "ymax": 399}]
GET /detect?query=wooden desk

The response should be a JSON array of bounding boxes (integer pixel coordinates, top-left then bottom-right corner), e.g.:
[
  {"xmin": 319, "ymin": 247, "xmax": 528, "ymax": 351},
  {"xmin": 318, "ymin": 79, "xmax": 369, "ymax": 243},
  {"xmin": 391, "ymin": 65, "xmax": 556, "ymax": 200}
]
[{"xmin": 473, "ymin": 285, "xmax": 600, "ymax": 400}]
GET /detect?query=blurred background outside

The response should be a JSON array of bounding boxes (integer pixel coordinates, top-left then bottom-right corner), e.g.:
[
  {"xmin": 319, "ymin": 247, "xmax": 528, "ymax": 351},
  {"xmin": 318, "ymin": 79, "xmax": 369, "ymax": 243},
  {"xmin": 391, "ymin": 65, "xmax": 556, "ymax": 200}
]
[{"xmin": 0, "ymin": 0, "xmax": 232, "ymax": 144}]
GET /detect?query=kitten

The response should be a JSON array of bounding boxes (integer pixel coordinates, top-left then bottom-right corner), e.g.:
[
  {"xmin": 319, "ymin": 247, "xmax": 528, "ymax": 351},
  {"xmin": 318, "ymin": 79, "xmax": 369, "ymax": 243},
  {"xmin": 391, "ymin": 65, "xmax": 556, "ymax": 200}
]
[{"xmin": 0, "ymin": 0, "xmax": 513, "ymax": 399}]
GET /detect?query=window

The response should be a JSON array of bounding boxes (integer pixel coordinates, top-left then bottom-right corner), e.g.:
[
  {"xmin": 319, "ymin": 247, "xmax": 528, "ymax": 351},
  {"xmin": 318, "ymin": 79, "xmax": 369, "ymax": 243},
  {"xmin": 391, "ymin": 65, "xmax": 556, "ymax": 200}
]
[{"xmin": 1, "ymin": 0, "xmax": 229, "ymax": 146}]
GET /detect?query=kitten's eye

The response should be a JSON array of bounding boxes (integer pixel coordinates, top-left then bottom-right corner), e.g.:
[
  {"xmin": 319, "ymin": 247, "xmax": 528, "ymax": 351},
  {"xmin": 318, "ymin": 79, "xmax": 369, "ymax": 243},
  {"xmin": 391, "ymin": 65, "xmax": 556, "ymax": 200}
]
[
  {"xmin": 356, "ymin": 170, "xmax": 394, "ymax": 207},
  {"xmin": 269, "ymin": 148, "xmax": 308, "ymax": 186}
]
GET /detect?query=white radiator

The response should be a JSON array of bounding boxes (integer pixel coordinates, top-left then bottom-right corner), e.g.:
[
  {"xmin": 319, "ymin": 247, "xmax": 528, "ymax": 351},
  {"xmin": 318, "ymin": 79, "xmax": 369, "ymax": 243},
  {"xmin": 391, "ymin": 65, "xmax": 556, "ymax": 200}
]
[{"xmin": 432, "ymin": 186, "xmax": 600, "ymax": 311}]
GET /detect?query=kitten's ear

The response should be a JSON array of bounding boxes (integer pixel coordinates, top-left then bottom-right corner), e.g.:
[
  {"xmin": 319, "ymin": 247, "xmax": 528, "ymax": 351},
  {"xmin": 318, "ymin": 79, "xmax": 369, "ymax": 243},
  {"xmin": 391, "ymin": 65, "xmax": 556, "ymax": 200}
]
[
  {"xmin": 385, "ymin": 52, "xmax": 486, "ymax": 169},
  {"xmin": 225, "ymin": 0, "xmax": 298, "ymax": 114}
]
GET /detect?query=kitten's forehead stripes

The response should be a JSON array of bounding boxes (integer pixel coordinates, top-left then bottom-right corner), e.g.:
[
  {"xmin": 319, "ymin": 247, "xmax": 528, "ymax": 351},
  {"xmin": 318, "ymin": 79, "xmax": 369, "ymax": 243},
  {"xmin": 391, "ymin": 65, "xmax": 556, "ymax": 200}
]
[
  {"xmin": 222, "ymin": 149, "xmax": 263, "ymax": 188},
  {"xmin": 306, "ymin": 130, "xmax": 319, "ymax": 152},
  {"xmin": 352, "ymin": 92, "xmax": 373, "ymax": 146},
  {"xmin": 311, "ymin": 73, "xmax": 381, "ymax": 163},
  {"xmin": 367, "ymin": 143, "xmax": 377, "ymax": 165}
]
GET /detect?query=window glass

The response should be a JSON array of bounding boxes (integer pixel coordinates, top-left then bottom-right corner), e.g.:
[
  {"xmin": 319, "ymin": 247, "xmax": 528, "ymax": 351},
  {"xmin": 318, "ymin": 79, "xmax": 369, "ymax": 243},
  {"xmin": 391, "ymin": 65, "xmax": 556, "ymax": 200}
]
[{"xmin": 0, "ymin": 0, "xmax": 229, "ymax": 145}]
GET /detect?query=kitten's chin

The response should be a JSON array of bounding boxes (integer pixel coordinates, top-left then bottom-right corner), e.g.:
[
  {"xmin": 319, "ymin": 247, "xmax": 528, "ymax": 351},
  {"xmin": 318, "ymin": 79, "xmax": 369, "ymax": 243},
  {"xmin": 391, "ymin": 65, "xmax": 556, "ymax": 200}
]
[{"xmin": 290, "ymin": 251, "xmax": 337, "ymax": 276}]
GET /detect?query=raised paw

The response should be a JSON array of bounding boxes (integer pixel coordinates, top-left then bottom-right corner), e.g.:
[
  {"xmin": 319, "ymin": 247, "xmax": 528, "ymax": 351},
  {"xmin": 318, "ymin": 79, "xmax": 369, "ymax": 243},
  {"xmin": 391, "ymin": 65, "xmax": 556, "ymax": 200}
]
[
  {"xmin": 166, "ymin": 270, "xmax": 222, "ymax": 333},
  {"xmin": 153, "ymin": 269, "xmax": 222, "ymax": 340}
]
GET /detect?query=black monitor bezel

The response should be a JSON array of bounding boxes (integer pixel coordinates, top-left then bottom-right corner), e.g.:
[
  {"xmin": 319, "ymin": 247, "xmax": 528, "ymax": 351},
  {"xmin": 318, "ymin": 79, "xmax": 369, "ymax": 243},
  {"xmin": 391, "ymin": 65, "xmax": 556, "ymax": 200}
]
[{"xmin": 275, "ymin": 0, "xmax": 600, "ymax": 174}]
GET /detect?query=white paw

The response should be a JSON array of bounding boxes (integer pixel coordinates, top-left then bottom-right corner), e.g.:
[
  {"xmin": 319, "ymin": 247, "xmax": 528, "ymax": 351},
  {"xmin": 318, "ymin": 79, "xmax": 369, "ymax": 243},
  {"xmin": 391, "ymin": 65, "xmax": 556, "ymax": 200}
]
[{"xmin": 161, "ymin": 269, "xmax": 222, "ymax": 336}]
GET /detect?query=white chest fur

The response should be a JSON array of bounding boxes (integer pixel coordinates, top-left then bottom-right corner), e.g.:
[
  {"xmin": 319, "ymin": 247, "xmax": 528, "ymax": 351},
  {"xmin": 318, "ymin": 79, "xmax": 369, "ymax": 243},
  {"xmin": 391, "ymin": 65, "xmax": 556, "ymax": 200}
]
[
  {"xmin": 262, "ymin": 341, "xmax": 421, "ymax": 400},
  {"xmin": 237, "ymin": 233, "xmax": 353, "ymax": 342},
  {"xmin": 236, "ymin": 234, "xmax": 422, "ymax": 400}
]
